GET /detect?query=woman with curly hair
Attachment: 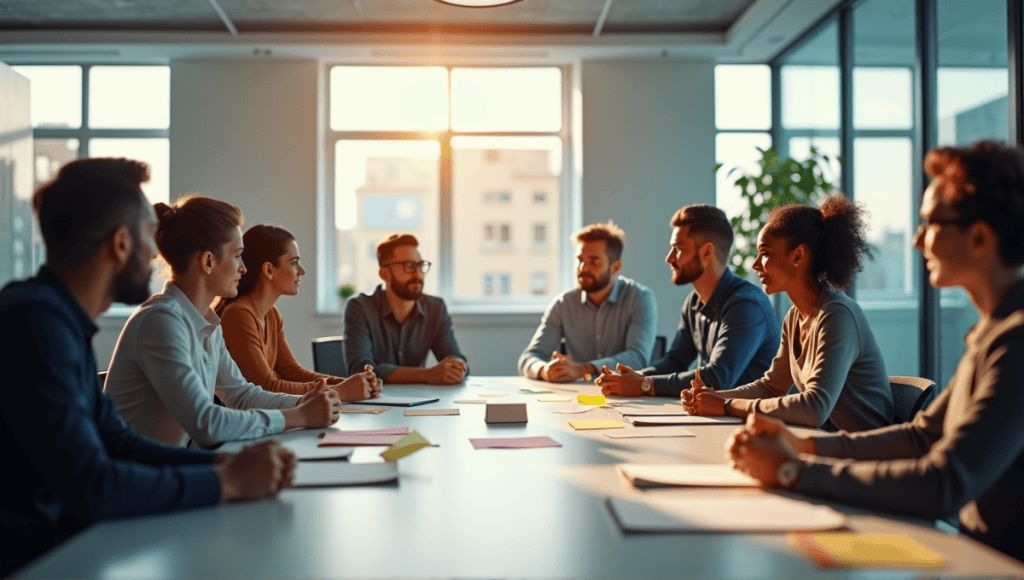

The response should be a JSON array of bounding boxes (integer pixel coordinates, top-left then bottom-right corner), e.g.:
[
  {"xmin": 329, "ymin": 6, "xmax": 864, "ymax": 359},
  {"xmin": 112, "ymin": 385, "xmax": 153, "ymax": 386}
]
[{"xmin": 683, "ymin": 194, "xmax": 894, "ymax": 431}]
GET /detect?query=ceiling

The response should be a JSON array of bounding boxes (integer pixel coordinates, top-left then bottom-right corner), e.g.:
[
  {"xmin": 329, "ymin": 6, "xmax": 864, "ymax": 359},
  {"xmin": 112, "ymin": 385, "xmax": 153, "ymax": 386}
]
[
  {"xmin": 1, "ymin": 0, "xmax": 756, "ymax": 34},
  {"xmin": 0, "ymin": 0, "xmax": 843, "ymax": 64}
]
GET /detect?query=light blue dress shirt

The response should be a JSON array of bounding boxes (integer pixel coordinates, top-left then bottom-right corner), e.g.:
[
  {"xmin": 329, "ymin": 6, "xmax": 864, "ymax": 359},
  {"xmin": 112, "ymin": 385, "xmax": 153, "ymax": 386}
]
[{"xmin": 518, "ymin": 276, "xmax": 657, "ymax": 378}]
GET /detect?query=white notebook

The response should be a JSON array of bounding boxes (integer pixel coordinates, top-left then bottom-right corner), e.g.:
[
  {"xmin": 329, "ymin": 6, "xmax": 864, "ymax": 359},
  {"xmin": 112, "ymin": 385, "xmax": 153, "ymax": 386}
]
[
  {"xmin": 291, "ymin": 461, "xmax": 399, "ymax": 488},
  {"xmin": 607, "ymin": 495, "xmax": 846, "ymax": 533},
  {"xmin": 217, "ymin": 433, "xmax": 354, "ymax": 461},
  {"xmin": 617, "ymin": 463, "xmax": 758, "ymax": 487}
]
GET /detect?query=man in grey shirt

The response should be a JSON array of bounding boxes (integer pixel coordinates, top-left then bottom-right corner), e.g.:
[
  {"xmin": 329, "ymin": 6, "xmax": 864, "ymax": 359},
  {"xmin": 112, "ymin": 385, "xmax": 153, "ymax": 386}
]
[
  {"xmin": 345, "ymin": 234, "xmax": 468, "ymax": 384},
  {"xmin": 597, "ymin": 205, "xmax": 779, "ymax": 397},
  {"xmin": 519, "ymin": 221, "xmax": 657, "ymax": 382}
]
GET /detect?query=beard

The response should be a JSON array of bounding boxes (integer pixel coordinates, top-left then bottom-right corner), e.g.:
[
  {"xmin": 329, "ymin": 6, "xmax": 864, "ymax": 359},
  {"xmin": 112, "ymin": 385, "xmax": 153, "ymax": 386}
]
[
  {"xmin": 112, "ymin": 245, "xmax": 153, "ymax": 305},
  {"xmin": 671, "ymin": 253, "xmax": 704, "ymax": 286},
  {"xmin": 578, "ymin": 268, "xmax": 612, "ymax": 293},
  {"xmin": 390, "ymin": 277, "xmax": 423, "ymax": 301}
]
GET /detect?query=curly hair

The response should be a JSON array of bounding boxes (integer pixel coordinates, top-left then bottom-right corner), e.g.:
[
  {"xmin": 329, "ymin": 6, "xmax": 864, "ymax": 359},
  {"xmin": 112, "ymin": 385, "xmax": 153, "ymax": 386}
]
[
  {"xmin": 763, "ymin": 194, "xmax": 872, "ymax": 291},
  {"xmin": 925, "ymin": 140, "xmax": 1024, "ymax": 267}
]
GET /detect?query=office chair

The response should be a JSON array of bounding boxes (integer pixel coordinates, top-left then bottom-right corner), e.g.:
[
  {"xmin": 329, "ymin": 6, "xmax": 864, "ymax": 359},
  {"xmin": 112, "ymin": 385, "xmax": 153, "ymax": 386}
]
[
  {"xmin": 889, "ymin": 375, "xmax": 937, "ymax": 423},
  {"xmin": 312, "ymin": 336, "xmax": 347, "ymax": 377},
  {"xmin": 651, "ymin": 335, "xmax": 667, "ymax": 361}
]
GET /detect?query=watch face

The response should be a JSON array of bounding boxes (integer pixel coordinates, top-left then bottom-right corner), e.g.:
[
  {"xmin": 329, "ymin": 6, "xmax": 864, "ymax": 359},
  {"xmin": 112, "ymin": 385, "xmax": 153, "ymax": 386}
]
[
  {"xmin": 778, "ymin": 461, "xmax": 799, "ymax": 487},
  {"xmin": 641, "ymin": 377, "xmax": 653, "ymax": 392}
]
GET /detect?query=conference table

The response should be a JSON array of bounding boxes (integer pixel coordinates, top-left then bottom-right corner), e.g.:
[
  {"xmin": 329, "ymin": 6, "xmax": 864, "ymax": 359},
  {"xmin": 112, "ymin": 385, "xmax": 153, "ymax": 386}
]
[{"xmin": 18, "ymin": 376, "xmax": 1024, "ymax": 578}]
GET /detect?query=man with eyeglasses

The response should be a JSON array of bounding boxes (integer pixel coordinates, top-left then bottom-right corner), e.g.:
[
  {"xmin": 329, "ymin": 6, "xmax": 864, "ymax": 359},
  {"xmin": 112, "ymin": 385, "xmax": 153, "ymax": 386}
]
[{"xmin": 344, "ymin": 233, "xmax": 468, "ymax": 384}]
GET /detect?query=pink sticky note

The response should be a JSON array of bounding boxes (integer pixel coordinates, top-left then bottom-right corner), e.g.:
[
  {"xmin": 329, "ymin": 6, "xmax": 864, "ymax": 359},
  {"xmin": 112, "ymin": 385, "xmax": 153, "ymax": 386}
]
[
  {"xmin": 333, "ymin": 427, "xmax": 410, "ymax": 437},
  {"xmin": 469, "ymin": 436, "xmax": 562, "ymax": 449}
]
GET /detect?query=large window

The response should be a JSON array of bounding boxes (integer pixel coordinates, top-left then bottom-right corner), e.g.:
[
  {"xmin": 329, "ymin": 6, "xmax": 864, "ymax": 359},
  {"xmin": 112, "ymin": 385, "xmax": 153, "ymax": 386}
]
[
  {"xmin": 11, "ymin": 65, "xmax": 171, "ymax": 207},
  {"xmin": 770, "ymin": 0, "xmax": 1019, "ymax": 386},
  {"xmin": 714, "ymin": 64, "xmax": 772, "ymax": 273},
  {"xmin": 323, "ymin": 66, "xmax": 569, "ymax": 312},
  {"xmin": 10, "ymin": 64, "xmax": 171, "ymax": 304}
]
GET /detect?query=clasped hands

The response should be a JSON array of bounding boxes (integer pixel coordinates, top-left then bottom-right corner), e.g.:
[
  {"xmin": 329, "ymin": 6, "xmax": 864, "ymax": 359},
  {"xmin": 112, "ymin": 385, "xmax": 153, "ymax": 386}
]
[
  {"xmin": 679, "ymin": 366, "xmax": 729, "ymax": 416},
  {"xmin": 539, "ymin": 351, "xmax": 595, "ymax": 383},
  {"xmin": 426, "ymin": 356, "xmax": 467, "ymax": 384},
  {"xmin": 330, "ymin": 365, "xmax": 383, "ymax": 401},
  {"xmin": 724, "ymin": 413, "xmax": 812, "ymax": 487}
]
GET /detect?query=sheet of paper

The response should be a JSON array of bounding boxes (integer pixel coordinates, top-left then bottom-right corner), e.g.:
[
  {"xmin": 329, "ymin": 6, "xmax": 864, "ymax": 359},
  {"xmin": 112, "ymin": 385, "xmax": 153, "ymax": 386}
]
[
  {"xmin": 626, "ymin": 415, "xmax": 742, "ymax": 426},
  {"xmin": 331, "ymin": 427, "xmax": 409, "ymax": 437},
  {"xmin": 617, "ymin": 464, "xmax": 759, "ymax": 487},
  {"xmin": 404, "ymin": 408, "xmax": 460, "ymax": 416},
  {"xmin": 550, "ymin": 405, "xmax": 600, "ymax": 414},
  {"xmin": 380, "ymin": 432, "xmax": 431, "ymax": 460},
  {"xmin": 454, "ymin": 399, "xmax": 486, "ymax": 404},
  {"xmin": 578, "ymin": 394, "xmax": 606, "ymax": 405},
  {"xmin": 318, "ymin": 434, "xmax": 405, "ymax": 446},
  {"xmin": 338, "ymin": 405, "xmax": 389, "ymax": 414},
  {"xmin": 617, "ymin": 404, "xmax": 690, "ymax": 416},
  {"xmin": 469, "ymin": 436, "xmax": 562, "ymax": 449},
  {"xmin": 537, "ymin": 395, "xmax": 572, "ymax": 403},
  {"xmin": 479, "ymin": 392, "xmax": 509, "ymax": 398},
  {"xmin": 604, "ymin": 426, "xmax": 696, "ymax": 439},
  {"xmin": 568, "ymin": 419, "xmax": 626, "ymax": 430},
  {"xmin": 291, "ymin": 460, "xmax": 399, "ymax": 488},
  {"xmin": 788, "ymin": 533, "xmax": 947, "ymax": 569},
  {"xmin": 607, "ymin": 495, "xmax": 846, "ymax": 533},
  {"xmin": 219, "ymin": 434, "xmax": 355, "ymax": 461},
  {"xmin": 349, "ymin": 395, "xmax": 439, "ymax": 407},
  {"xmin": 520, "ymin": 387, "xmax": 553, "ymax": 394}
]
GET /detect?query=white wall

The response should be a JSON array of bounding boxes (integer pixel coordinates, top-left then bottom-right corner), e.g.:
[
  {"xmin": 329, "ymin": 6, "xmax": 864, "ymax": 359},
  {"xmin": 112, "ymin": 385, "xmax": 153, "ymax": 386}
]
[{"xmin": 93, "ymin": 57, "xmax": 717, "ymax": 376}]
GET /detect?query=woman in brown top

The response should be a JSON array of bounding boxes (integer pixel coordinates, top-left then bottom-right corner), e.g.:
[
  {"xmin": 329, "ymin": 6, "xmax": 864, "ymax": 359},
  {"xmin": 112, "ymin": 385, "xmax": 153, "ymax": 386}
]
[{"xmin": 217, "ymin": 225, "xmax": 381, "ymax": 400}]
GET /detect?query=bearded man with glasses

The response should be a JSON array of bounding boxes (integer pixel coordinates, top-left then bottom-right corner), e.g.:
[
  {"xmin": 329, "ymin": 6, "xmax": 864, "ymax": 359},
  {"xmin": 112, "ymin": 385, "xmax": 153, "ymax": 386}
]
[{"xmin": 344, "ymin": 233, "xmax": 468, "ymax": 384}]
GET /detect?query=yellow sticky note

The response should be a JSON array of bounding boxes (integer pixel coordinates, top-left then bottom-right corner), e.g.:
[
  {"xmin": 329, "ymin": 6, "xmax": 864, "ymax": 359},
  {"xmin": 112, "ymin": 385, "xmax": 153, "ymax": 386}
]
[
  {"xmin": 568, "ymin": 419, "xmax": 626, "ymax": 430},
  {"xmin": 578, "ymin": 394, "xmax": 606, "ymax": 405},
  {"xmin": 789, "ymin": 533, "xmax": 947, "ymax": 569},
  {"xmin": 379, "ymin": 431, "xmax": 430, "ymax": 461}
]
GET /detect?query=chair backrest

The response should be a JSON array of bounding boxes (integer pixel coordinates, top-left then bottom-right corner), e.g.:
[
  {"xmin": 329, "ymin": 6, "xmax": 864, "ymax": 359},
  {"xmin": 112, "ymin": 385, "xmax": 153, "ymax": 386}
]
[
  {"xmin": 652, "ymin": 335, "xmax": 667, "ymax": 362},
  {"xmin": 312, "ymin": 336, "xmax": 347, "ymax": 377},
  {"xmin": 889, "ymin": 375, "xmax": 937, "ymax": 423}
]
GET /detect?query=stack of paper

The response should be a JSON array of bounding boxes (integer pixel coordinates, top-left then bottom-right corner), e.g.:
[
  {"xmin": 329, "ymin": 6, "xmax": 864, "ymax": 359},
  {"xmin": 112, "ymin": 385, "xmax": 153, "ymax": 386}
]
[
  {"xmin": 626, "ymin": 415, "xmax": 742, "ymax": 426},
  {"xmin": 469, "ymin": 436, "xmax": 562, "ymax": 449},
  {"xmin": 617, "ymin": 464, "xmax": 758, "ymax": 488},
  {"xmin": 291, "ymin": 461, "xmax": 399, "ymax": 488},
  {"xmin": 319, "ymin": 428, "xmax": 409, "ymax": 447}
]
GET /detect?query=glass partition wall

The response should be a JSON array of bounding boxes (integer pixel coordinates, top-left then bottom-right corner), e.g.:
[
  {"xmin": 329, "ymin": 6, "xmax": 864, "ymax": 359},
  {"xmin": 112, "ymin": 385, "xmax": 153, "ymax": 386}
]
[{"xmin": 770, "ymin": 0, "xmax": 1017, "ymax": 387}]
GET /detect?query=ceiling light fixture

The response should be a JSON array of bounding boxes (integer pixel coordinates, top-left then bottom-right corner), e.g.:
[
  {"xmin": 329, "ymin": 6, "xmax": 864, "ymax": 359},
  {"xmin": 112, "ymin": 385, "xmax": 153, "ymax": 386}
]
[{"xmin": 433, "ymin": 0, "xmax": 524, "ymax": 7}]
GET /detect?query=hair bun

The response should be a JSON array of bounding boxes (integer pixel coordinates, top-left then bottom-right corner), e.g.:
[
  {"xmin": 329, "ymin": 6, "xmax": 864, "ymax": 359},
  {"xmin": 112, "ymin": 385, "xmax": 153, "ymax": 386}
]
[{"xmin": 154, "ymin": 202, "xmax": 177, "ymax": 222}]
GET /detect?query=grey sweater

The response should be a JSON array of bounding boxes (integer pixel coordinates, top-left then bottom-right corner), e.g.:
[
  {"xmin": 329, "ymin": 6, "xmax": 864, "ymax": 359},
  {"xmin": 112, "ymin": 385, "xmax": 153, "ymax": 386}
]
[
  {"xmin": 796, "ymin": 282, "xmax": 1024, "ymax": 562},
  {"xmin": 724, "ymin": 286, "xmax": 893, "ymax": 431}
]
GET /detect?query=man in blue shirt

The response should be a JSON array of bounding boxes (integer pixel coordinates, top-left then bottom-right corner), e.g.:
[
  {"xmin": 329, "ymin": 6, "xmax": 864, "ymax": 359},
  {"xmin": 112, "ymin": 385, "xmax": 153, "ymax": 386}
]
[
  {"xmin": 597, "ymin": 205, "xmax": 779, "ymax": 397},
  {"xmin": 519, "ymin": 221, "xmax": 657, "ymax": 382},
  {"xmin": 345, "ymin": 233, "xmax": 468, "ymax": 383},
  {"xmin": 0, "ymin": 158, "xmax": 295, "ymax": 576}
]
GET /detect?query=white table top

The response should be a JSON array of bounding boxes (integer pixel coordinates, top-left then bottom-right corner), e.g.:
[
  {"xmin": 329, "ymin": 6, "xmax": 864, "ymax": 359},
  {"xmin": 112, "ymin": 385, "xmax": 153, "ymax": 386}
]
[{"xmin": 18, "ymin": 376, "xmax": 1024, "ymax": 578}]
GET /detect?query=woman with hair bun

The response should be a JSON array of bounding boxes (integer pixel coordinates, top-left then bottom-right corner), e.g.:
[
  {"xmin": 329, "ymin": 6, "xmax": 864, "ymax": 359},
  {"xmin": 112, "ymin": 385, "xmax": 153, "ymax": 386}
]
[
  {"xmin": 104, "ymin": 195, "xmax": 341, "ymax": 448},
  {"xmin": 215, "ymin": 224, "xmax": 382, "ymax": 399},
  {"xmin": 683, "ymin": 194, "xmax": 894, "ymax": 432}
]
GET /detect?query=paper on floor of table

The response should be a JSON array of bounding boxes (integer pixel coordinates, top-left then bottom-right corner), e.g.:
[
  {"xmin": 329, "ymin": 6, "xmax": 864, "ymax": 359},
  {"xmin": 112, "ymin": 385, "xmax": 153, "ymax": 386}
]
[
  {"xmin": 520, "ymin": 387, "xmax": 554, "ymax": 394},
  {"xmin": 549, "ymin": 405, "xmax": 601, "ymax": 414},
  {"xmin": 405, "ymin": 408, "xmax": 460, "ymax": 416},
  {"xmin": 607, "ymin": 495, "xmax": 846, "ymax": 533},
  {"xmin": 454, "ymin": 399, "xmax": 487, "ymax": 404},
  {"xmin": 479, "ymin": 392, "xmax": 509, "ymax": 397},
  {"xmin": 469, "ymin": 436, "xmax": 562, "ymax": 449},
  {"xmin": 338, "ymin": 405, "xmax": 390, "ymax": 414},
  {"xmin": 604, "ymin": 426, "xmax": 696, "ymax": 439},
  {"xmin": 291, "ymin": 460, "xmax": 399, "ymax": 487},
  {"xmin": 331, "ymin": 427, "xmax": 409, "ymax": 437},
  {"xmin": 380, "ymin": 431, "xmax": 431, "ymax": 460},
  {"xmin": 788, "ymin": 533, "xmax": 948, "ymax": 569},
  {"xmin": 568, "ymin": 419, "xmax": 626, "ymax": 430},
  {"xmin": 537, "ymin": 395, "xmax": 572, "ymax": 402},
  {"xmin": 578, "ymin": 394, "xmax": 606, "ymax": 405},
  {"xmin": 318, "ymin": 434, "xmax": 406, "ymax": 446},
  {"xmin": 626, "ymin": 415, "xmax": 742, "ymax": 426},
  {"xmin": 616, "ymin": 404, "xmax": 690, "ymax": 416},
  {"xmin": 349, "ymin": 395, "xmax": 439, "ymax": 407},
  {"xmin": 617, "ymin": 464, "xmax": 759, "ymax": 487}
]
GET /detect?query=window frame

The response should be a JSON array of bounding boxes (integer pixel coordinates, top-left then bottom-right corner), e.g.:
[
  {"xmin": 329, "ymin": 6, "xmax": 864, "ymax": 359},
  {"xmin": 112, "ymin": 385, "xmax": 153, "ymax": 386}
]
[{"xmin": 320, "ymin": 63, "xmax": 574, "ymax": 314}]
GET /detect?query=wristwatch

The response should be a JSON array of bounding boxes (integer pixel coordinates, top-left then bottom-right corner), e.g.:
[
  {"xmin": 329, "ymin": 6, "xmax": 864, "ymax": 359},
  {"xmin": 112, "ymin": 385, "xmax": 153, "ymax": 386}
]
[
  {"xmin": 640, "ymin": 376, "xmax": 654, "ymax": 394},
  {"xmin": 777, "ymin": 460, "xmax": 802, "ymax": 489}
]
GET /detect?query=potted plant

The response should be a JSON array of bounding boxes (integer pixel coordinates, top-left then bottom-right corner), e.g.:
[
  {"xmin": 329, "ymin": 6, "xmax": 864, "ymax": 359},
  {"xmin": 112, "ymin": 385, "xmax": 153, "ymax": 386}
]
[
  {"xmin": 716, "ymin": 146, "xmax": 841, "ymax": 278},
  {"xmin": 337, "ymin": 283, "xmax": 356, "ymax": 310}
]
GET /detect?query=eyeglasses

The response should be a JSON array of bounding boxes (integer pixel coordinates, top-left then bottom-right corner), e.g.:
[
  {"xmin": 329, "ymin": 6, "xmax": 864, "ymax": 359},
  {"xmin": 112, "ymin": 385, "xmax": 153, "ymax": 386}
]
[
  {"xmin": 383, "ymin": 260, "xmax": 432, "ymax": 274},
  {"xmin": 915, "ymin": 215, "xmax": 975, "ymax": 236}
]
